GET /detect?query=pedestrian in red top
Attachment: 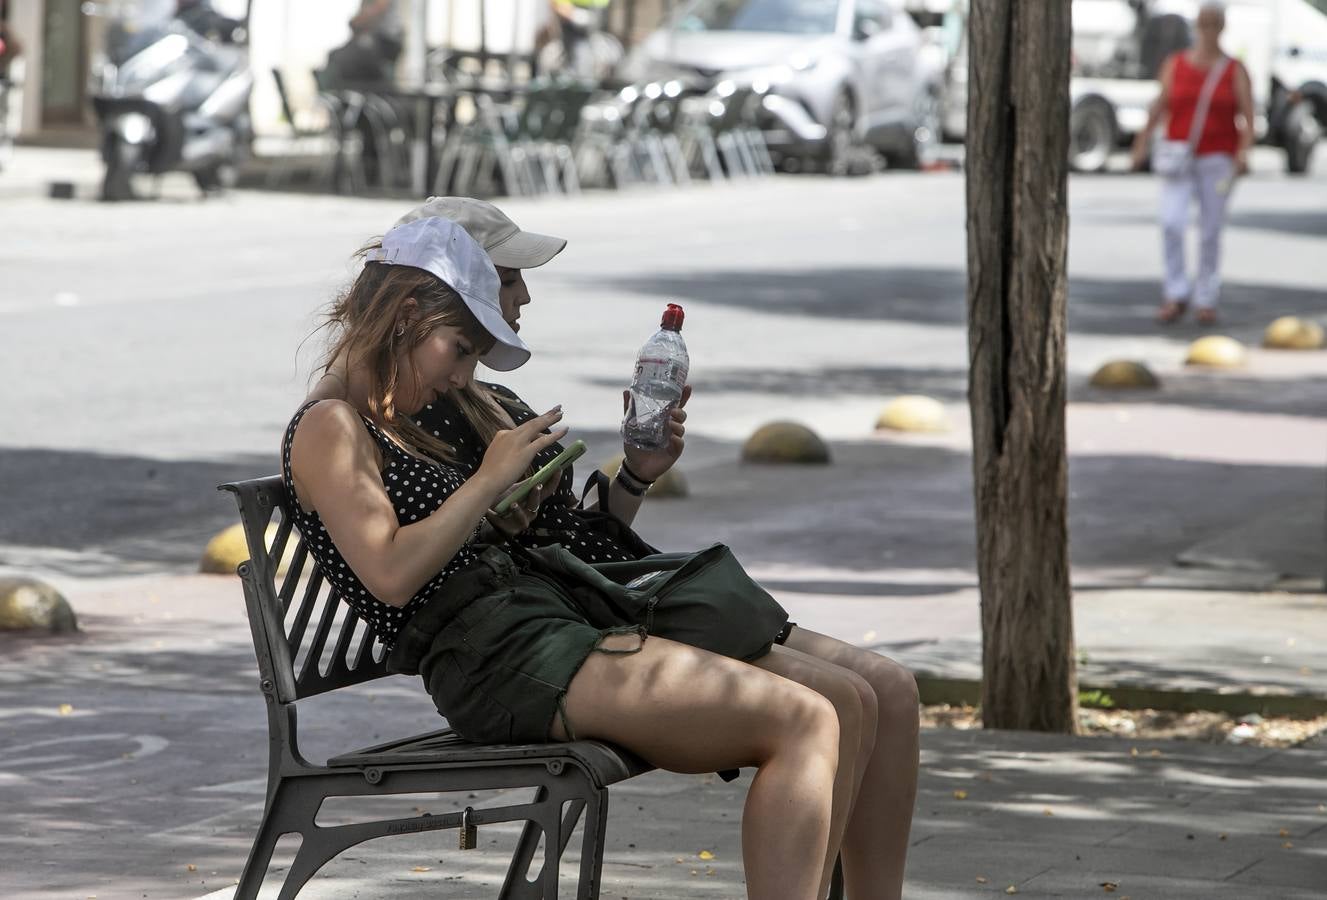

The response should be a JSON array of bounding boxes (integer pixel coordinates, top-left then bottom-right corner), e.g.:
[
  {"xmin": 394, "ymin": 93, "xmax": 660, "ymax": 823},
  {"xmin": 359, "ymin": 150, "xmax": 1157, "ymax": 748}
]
[{"xmin": 1131, "ymin": 2, "xmax": 1255, "ymax": 325}]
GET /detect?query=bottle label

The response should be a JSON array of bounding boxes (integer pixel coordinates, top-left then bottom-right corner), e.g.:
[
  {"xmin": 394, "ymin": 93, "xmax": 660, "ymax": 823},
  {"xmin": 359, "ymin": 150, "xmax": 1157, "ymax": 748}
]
[{"xmin": 635, "ymin": 357, "xmax": 686, "ymax": 388}]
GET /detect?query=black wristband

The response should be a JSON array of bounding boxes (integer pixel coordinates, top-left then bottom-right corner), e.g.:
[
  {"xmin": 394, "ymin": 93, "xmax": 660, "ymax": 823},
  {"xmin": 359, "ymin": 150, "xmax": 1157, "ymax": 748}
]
[
  {"xmin": 614, "ymin": 468, "xmax": 648, "ymax": 497},
  {"xmin": 618, "ymin": 458, "xmax": 656, "ymax": 487}
]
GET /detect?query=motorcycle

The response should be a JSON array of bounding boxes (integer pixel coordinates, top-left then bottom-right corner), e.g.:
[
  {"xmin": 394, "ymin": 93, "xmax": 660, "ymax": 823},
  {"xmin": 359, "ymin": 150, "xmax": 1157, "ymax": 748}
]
[{"xmin": 90, "ymin": 1, "xmax": 253, "ymax": 200}]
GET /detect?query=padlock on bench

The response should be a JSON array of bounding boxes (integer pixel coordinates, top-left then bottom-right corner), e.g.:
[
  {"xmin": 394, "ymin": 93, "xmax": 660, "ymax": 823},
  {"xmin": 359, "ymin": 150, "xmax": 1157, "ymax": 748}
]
[{"xmin": 459, "ymin": 806, "xmax": 478, "ymax": 850}]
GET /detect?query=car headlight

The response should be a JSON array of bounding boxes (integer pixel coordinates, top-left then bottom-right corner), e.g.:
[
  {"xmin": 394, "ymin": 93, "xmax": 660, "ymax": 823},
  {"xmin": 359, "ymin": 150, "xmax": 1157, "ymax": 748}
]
[{"xmin": 788, "ymin": 52, "xmax": 820, "ymax": 72}]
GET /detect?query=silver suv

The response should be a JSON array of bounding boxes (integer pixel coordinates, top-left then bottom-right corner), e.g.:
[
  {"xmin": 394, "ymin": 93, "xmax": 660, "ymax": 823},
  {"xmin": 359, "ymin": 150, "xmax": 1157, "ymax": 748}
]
[{"xmin": 620, "ymin": 0, "xmax": 946, "ymax": 173}]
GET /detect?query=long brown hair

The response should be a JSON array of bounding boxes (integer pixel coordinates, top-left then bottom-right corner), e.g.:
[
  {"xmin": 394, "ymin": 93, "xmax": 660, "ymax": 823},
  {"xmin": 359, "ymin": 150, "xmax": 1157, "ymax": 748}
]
[{"xmin": 317, "ymin": 243, "xmax": 516, "ymax": 464}]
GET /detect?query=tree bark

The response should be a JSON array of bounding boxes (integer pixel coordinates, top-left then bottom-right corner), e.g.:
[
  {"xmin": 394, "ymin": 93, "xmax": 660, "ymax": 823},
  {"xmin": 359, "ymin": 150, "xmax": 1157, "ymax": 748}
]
[{"xmin": 965, "ymin": 0, "xmax": 1077, "ymax": 732}]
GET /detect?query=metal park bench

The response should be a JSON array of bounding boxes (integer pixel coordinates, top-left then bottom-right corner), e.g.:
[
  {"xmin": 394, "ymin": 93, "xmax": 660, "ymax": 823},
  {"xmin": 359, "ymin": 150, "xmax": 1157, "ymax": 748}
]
[{"xmin": 218, "ymin": 475, "xmax": 654, "ymax": 899}]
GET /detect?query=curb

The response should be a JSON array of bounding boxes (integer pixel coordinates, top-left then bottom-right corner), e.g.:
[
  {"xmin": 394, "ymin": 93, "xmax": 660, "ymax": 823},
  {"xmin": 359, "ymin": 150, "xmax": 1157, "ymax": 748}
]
[{"xmin": 916, "ymin": 674, "xmax": 1327, "ymax": 719}]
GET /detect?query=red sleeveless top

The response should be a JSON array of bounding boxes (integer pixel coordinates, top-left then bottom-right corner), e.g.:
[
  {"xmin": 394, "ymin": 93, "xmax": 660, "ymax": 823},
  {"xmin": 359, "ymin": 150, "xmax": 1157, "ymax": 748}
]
[{"xmin": 1166, "ymin": 52, "xmax": 1241, "ymax": 156}]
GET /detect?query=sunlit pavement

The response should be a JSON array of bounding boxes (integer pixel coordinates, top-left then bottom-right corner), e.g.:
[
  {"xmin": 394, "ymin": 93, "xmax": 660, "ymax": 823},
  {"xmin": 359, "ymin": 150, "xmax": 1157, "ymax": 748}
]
[{"xmin": 2, "ymin": 145, "xmax": 1326, "ymax": 898}]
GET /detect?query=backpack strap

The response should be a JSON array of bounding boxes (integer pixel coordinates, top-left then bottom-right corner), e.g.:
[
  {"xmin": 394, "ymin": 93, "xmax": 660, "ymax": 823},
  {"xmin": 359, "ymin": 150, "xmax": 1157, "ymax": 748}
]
[{"xmin": 579, "ymin": 469, "xmax": 612, "ymax": 511}]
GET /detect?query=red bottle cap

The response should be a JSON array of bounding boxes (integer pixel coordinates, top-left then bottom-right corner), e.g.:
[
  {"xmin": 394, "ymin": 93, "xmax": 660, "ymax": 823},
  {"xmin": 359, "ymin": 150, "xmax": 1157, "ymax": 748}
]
[{"xmin": 661, "ymin": 303, "xmax": 684, "ymax": 331}]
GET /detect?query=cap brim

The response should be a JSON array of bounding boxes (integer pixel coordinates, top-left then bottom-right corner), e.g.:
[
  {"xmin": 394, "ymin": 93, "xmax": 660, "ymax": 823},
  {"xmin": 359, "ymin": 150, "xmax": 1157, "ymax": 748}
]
[
  {"xmin": 460, "ymin": 291, "xmax": 531, "ymax": 372},
  {"xmin": 487, "ymin": 230, "xmax": 567, "ymax": 269}
]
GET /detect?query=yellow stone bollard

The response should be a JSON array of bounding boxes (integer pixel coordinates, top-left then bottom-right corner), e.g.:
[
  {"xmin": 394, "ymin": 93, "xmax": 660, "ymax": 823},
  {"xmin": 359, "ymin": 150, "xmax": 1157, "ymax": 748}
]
[
  {"xmin": 200, "ymin": 523, "xmax": 295, "ymax": 576},
  {"xmin": 0, "ymin": 577, "xmax": 78, "ymax": 633},
  {"xmin": 875, "ymin": 395, "xmax": 951, "ymax": 432},
  {"xmin": 741, "ymin": 422, "xmax": 831, "ymax": 464},
  {"xmin": 1185, "ymin": 336, "xmax": 1247, "ymax": 368},
  {"xmin": 1263, "ymin": 316, "xmax": 1325, "ymax": 350},
  {"xmin": 598, "ymin": 456, "xmax": 689, "ymax": 498},
  {"xmin": 1088, "ymin": 360, "xmax": 1161, "ymax": 389}
]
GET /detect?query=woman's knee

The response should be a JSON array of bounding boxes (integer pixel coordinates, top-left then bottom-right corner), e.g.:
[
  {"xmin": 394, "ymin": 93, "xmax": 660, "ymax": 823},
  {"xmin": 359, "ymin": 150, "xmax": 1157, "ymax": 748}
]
[
  {"xmin": 843, "ymin": 667, "xmax": 878, "ymax": 737},
  {"xmin": 772, "ymin": 682, "xmax": 841, "ymax": 760},
  {"xmin": 862, "ymin": 657, "xmax": 920, "ymax": 728}
]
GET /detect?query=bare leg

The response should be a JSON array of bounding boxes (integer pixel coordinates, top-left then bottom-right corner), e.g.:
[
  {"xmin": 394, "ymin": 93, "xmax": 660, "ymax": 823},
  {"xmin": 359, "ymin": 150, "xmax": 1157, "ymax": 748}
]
[
  {"xmin": 751, "ymin": 644, "xmax": 877, "ymax": 899},
  {"xmin": 554, "ymin": 634, "xmax": 840, "ymax": 900},
  {"xmin": 783, "ymin": 628, "xmax": 920, "ymax": 900}
]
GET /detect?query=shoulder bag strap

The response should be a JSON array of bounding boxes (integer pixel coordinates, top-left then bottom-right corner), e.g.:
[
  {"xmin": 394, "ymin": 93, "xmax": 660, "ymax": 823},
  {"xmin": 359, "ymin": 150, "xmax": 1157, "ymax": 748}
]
[{"xmin": 1187, "ymin": 57, "xmax": 1231, "ymax": 151}]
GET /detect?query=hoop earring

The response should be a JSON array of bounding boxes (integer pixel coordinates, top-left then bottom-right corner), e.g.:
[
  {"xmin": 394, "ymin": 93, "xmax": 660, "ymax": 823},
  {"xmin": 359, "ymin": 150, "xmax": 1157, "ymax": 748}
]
[{"xmin": 395, "ymin": 325, "xmax": 406, "ymax": 338}]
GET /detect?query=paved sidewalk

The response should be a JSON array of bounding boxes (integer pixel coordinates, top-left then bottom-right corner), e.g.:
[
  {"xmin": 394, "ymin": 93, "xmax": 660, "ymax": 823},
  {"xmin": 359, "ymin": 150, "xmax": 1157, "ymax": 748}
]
[
  {"xmin": 184, "ymin": 730, "xmax": 1327, "ymax": 900},
  {"xmin": 2, "ymin": 563, "xmax": 1326, "ymax": 900},
  {"xmin": 3, "ymin": 143, "xmax": 1325, "ymax": 898}
]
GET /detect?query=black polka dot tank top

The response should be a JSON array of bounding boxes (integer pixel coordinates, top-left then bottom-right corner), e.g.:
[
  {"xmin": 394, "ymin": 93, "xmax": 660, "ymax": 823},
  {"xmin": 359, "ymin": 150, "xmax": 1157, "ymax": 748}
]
[
  {"xmin": 280, "ymin": 400, "xmax": 481, "ymax": 648},
  {"xmin": 414, "ymin": 384, "xmax": 639, "ymax": 565}
]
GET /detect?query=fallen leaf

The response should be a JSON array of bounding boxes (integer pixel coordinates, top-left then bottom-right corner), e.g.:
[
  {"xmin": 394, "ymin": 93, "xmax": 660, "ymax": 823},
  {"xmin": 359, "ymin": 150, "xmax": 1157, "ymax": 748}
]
[
  {"xmin": 690, "ymin": 869, "xmax": 699, "ymax": 876},
  {"xmin": 1006, "ymin": 886, "xmax": 1018, "ymax": 895},
  {"xmin": 862, "ymin": 630, "xmax": 877, "ymax": 642},
  {"xmin": 1100, "ymin": 883, "xmax": 1118, "ymax": 893},
  {"xmin": 1129, "ymin": 747, "xmax": 1139, "ymax": 757},
  {"xmin": 411, "ymin": 865, "xmax": 431, "ymax": 872},
  {"xmin": 1043, "ymin": 808, "xmax": 1054, "ymax": 816},
  {"xmin": 186, "ymin": 865, "xmax": 197, "ymax": 872},
  {"xmin": 698, "ymin": 850, "xmax": 715, "ymax": 860},
  {"xmin": 1148, "ymin": 749, "xmax": 1163, "ymax": 757},
  {"xmin": 706, "ymin": 867, "xmax": 716, "ymax": 876},
  {"xmin": 976, "ymin": 875, "xmax": 989, "ymax": 884},
  {"xmin": 58, "ymin": 704, "xmax": 74, "ymax": 716},
  {"xmin": 674, "ymin": 857, "xmax": 684, "ymax": 864},
  {"xmin": 953, "ymin": 789, "xmax": 968, "ymax": 800},
  {"xmin": 1283, "ymin": 841, "xmax": 1294, "ymax": 849},
  {"xmin": 1279, "ymin": 828, "xmax": 1290, "ymax": 837},
  {"xmin": 1219, "ymin": 833, "xmax": 1228, "ymax": 841},
  {"xmin": 978, "ymin": 772, "xmax": 994, "ymax": 782}
]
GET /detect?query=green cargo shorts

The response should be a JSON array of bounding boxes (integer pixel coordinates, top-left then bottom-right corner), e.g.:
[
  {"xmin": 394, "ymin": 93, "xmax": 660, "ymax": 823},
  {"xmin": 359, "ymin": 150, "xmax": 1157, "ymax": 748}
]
[{"xmin": 387, "ymin": 546, "xmax": 645, "ymax": 745}]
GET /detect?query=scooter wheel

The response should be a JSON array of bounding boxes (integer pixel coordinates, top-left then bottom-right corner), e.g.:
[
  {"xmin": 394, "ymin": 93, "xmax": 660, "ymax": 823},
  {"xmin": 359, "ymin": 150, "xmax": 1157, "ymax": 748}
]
[{"xmin": 100, "ymin": 139, "xmax": 138, "ymax": 202}]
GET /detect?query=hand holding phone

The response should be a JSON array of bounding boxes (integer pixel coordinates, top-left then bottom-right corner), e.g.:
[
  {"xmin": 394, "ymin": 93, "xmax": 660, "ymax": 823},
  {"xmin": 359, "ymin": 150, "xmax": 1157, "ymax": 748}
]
[{"xmin": 493, "ymin": 439, "xmax": 587, "ymax": 515}]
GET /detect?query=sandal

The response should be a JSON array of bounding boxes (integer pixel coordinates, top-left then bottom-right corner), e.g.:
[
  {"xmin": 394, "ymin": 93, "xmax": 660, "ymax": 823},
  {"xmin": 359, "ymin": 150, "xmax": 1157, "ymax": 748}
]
[
  {"xmin": 1156, "ymin": 300, "xmax": 1189, "ymax": 324},
  {"xmin": 1195, "ymin": 308, "xmax": 1219, "ymax": 326}
]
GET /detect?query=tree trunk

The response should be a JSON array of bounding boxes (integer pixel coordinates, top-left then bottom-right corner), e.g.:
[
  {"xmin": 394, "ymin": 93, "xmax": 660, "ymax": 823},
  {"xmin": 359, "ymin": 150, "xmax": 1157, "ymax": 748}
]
[{"xmin": 965, "ymin": 0, "xmax": 1076, "ymax": 732}]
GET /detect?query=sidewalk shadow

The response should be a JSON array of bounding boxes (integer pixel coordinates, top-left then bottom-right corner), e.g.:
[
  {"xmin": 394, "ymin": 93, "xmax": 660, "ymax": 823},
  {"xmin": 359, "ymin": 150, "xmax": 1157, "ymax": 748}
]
[
  {"xmin": 585, "ymin": 267, "xmax": 1324, "ymax": 338},
  {"xmin": 637, "ymin": 442, "xmax": 1324, "ymax": 582},
  {"xmin": 596, "ymin": 359, "xmax": 1327, "ymax": 419},
  {"xmin": 0, "ymin": 447, "xmax": 274, "ymax": 577},
  {"xmin": 1073, "ymin": 370, "xmax": 1327, "ymax": 418}
]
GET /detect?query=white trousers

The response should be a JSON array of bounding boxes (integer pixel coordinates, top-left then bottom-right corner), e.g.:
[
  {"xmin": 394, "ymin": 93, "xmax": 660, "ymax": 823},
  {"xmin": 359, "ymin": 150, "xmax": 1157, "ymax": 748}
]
[{"xmin": 1158, "ymin": 153, "xmax": 1237, "ymax": 309}]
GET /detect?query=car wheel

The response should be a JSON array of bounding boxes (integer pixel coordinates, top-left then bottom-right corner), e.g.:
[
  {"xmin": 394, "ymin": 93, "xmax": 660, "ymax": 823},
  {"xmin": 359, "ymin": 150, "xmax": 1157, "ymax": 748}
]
[
  {"xmin": 822, "ymin": 92, "xmax": 860, "ymax": 177},
  {"xmin": 1283, "ymin": 100, "xmax": 1320, "ymax": 175},
  {"xmin": 1069, "ymin": 98, "xmax": 1116, "ymax": 173},
  {"xmin": 892, "ymin": 88, "xmax": 942, "ymax": 170}
]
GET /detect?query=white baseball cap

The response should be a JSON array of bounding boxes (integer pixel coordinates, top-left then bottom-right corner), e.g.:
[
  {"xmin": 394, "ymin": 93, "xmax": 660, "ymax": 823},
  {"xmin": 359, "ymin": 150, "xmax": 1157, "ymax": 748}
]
[
  {"xmin": 365, "ymin": 217, "xmax": 531, "ymax": 372},
  {"xmin": 395, "ymin": 197, "xmax": 567, "ymax": 269}
]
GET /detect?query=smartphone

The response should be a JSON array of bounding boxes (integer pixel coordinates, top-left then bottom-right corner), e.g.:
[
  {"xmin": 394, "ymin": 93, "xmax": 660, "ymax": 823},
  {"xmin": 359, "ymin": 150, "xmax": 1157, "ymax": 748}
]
[{"xmin": 493, "ymin": 439, "xmax": 588, "ymax": 515}]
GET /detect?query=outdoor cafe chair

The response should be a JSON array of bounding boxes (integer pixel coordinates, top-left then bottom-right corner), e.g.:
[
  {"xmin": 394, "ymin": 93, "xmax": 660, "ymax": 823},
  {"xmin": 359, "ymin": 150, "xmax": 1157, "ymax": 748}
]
[{"xmin": 265, "ymin": 69, "xmax": 342, "ymax": 191}]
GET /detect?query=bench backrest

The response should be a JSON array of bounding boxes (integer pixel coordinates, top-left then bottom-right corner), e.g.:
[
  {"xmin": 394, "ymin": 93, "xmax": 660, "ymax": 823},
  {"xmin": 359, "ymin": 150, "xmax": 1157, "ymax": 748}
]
[{"xmin": 219, "ymin": 476, "xmax": 392, "ymax": 705}]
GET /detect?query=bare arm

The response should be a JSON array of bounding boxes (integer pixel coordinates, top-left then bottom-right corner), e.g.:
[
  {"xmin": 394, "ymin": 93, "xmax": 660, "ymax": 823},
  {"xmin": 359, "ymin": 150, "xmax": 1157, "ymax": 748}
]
[
  {"xmin": 1232, "ymin": 62, "xmax": 1255, "ymax": 172},
  {"xmin": 350, "ymin": 0, "xmax": 393, "ymax": 33},
  {"xmin": 290, "ymin": 400, "xmax": 565, "ymax": 606},
  {"xmin": 1132, "ymin": 55, "xmax": 1176, "ymax": 167},
  {"xmin": 602, "ymin": 385, "xmax": 691, "ymax": 526}
]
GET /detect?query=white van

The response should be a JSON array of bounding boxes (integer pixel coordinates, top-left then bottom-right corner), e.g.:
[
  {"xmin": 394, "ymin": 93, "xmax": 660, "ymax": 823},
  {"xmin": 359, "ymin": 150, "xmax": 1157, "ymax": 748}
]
[{"xmin": 940, "ymin": 0, "xmax": 1327, "ymax": 173}]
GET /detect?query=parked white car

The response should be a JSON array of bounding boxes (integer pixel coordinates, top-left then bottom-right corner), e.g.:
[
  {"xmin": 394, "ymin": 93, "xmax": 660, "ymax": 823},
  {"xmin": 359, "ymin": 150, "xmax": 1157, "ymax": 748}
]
[{"xmin": 619, "ymin": 0, "xmax": 947, "ymax": 173}]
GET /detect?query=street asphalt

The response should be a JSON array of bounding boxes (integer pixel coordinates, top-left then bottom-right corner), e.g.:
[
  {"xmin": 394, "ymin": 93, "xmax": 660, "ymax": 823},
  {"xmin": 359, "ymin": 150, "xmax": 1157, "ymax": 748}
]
[{"xmin": 1, "ymin": 145, "xmax": 1326, "ymax": 898}]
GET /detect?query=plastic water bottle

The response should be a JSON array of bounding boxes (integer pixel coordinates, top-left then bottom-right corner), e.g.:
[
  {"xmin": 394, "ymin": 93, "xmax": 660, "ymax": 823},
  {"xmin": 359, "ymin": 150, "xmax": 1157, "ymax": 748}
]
[{"xmin": 622, "ymin": 304, "xmax": 689, "ymax": 451}]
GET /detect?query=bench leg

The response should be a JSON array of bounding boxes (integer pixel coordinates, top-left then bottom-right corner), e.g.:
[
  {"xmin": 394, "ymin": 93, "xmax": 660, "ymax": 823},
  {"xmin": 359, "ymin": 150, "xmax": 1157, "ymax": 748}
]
[
  {"xmin": 233, "ymin": 779, "xmax": 322, "ymax": 900},
  {"xmin": 574, "ymin": 790, "xmax": 608, "ymax": 900}
]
